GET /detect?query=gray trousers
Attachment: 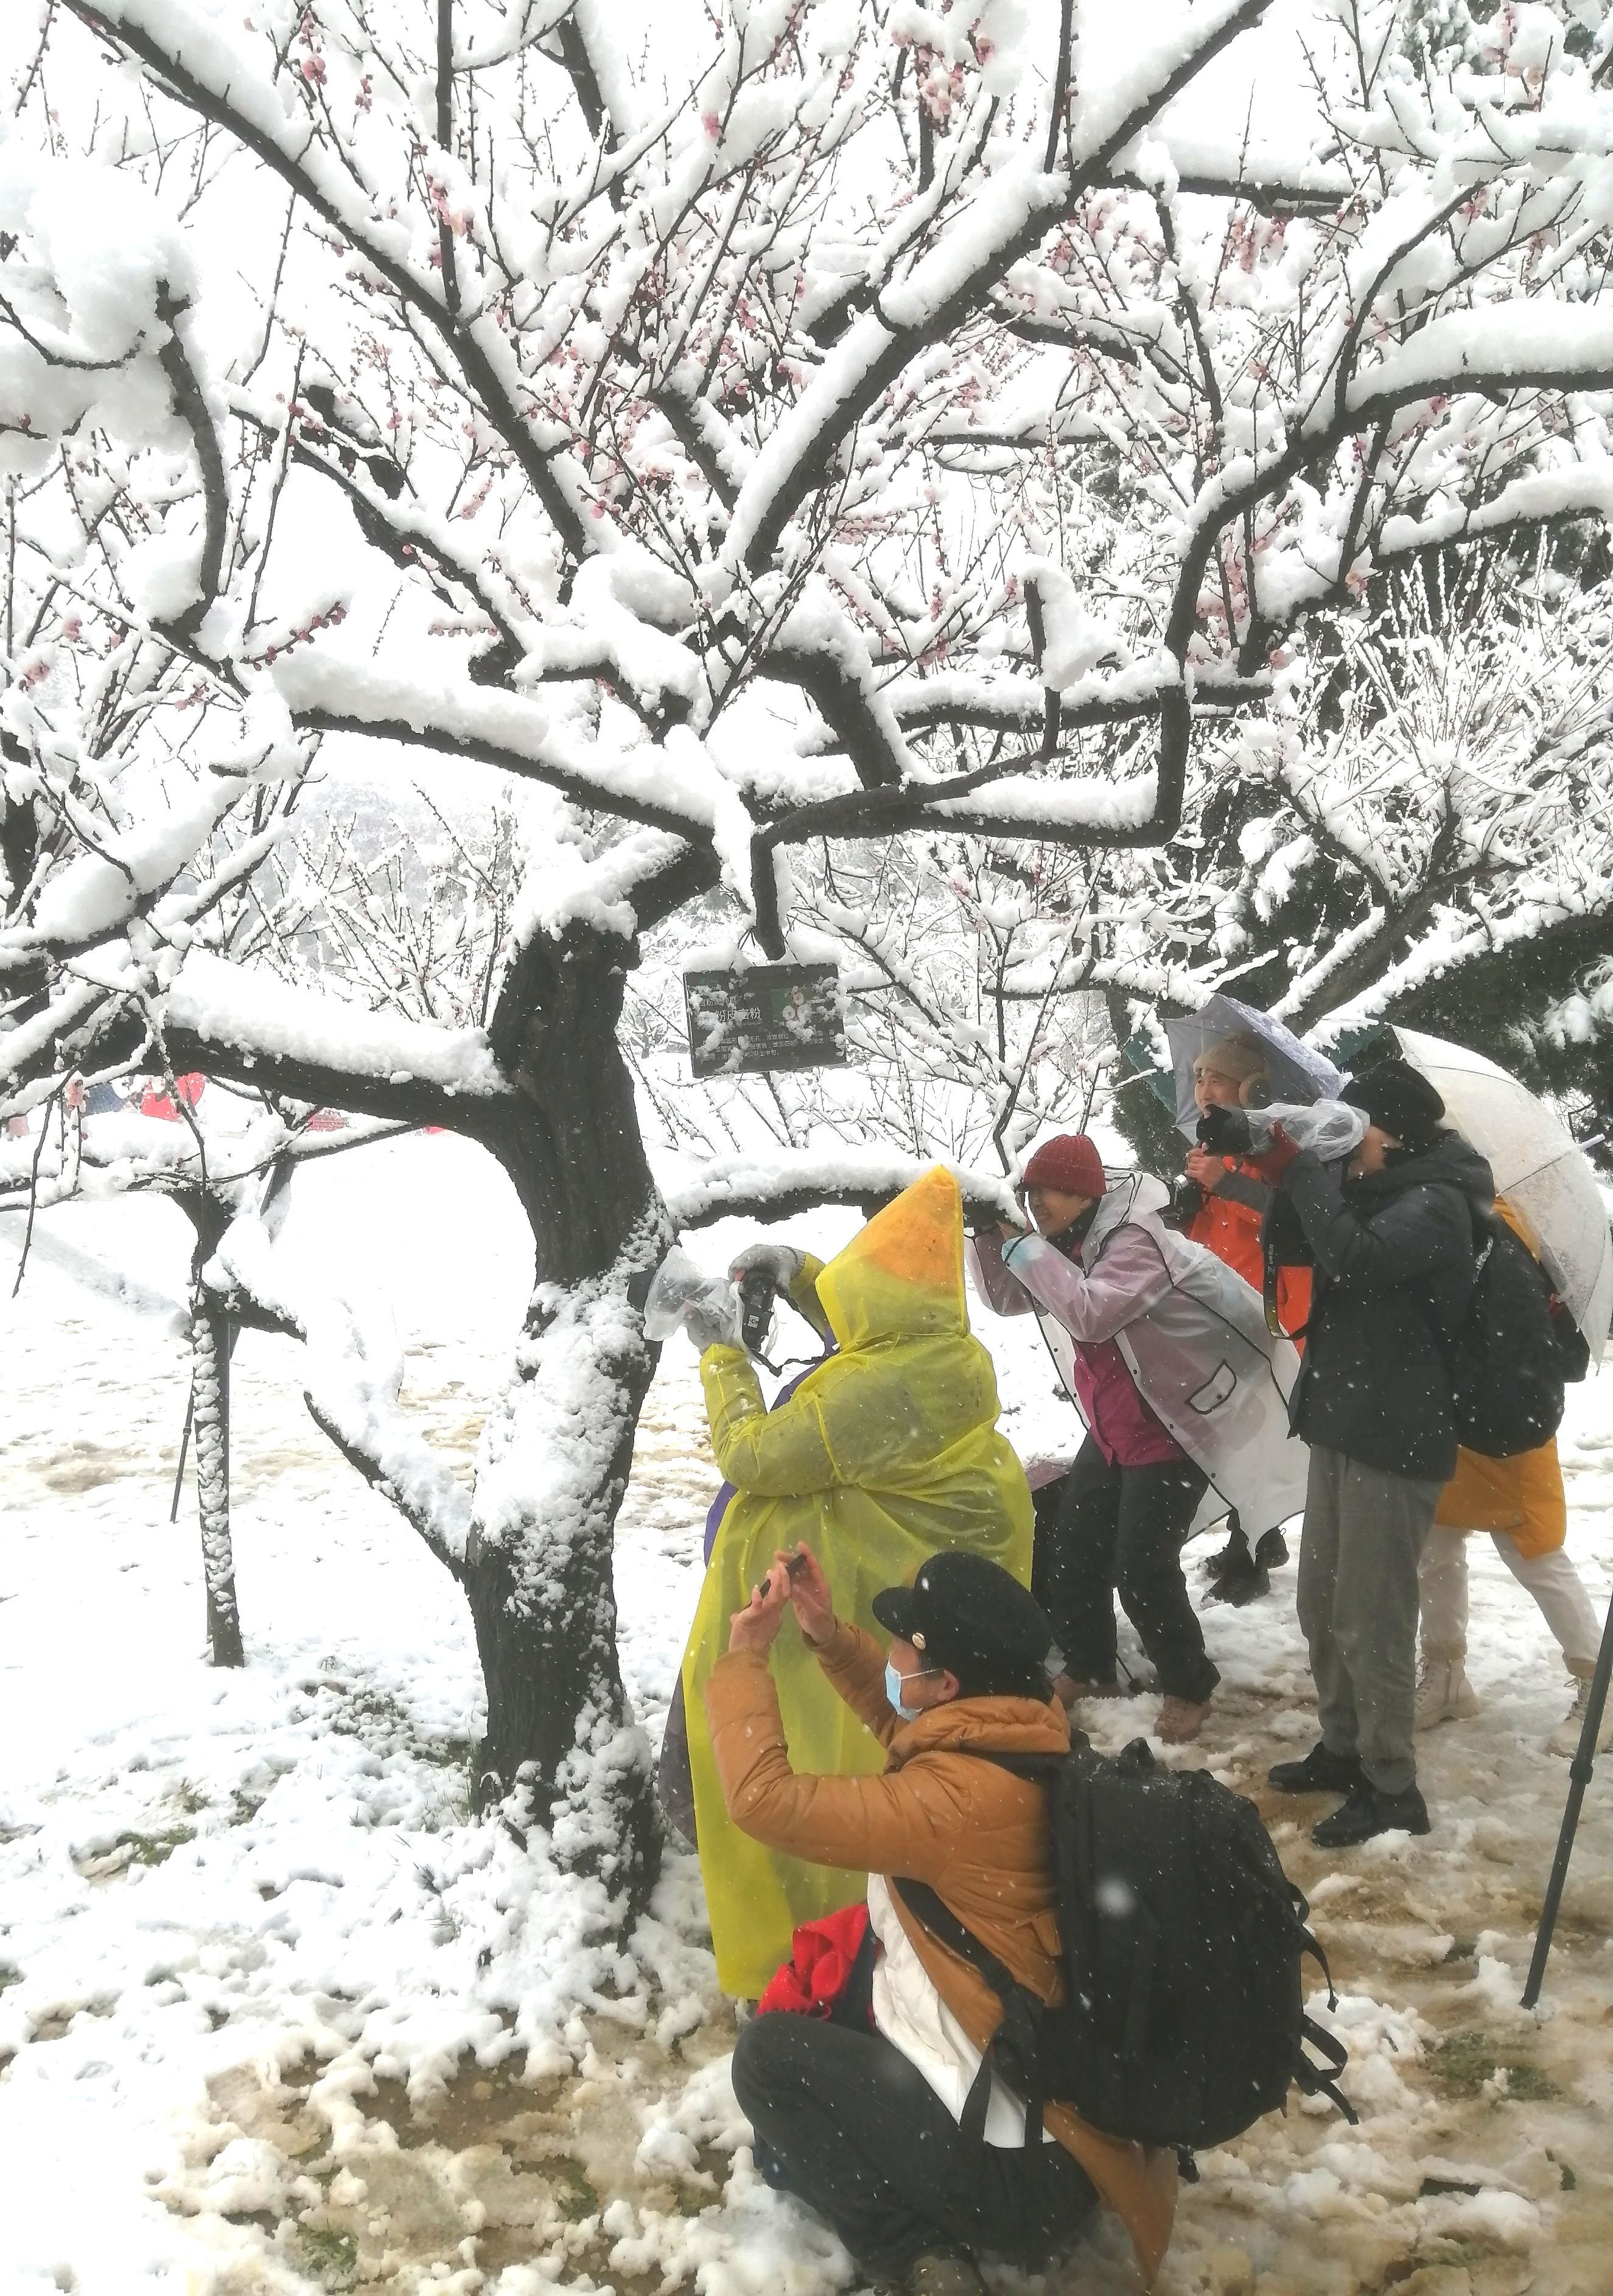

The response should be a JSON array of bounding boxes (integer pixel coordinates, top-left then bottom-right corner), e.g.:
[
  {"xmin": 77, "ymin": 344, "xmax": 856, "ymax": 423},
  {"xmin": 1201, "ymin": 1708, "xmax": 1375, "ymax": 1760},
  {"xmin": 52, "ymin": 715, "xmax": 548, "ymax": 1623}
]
[{"xmin": 1297, "ymin": 1446, "xmax": 1443, "ymax": 1795}]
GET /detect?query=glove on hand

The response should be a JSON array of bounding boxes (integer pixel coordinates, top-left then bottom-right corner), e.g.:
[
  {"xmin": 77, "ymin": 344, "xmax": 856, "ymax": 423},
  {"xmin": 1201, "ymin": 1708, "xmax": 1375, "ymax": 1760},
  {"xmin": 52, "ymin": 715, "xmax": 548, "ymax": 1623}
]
[
  {"xmin": 683, "ymin": 1284, "xmax": 743, "ymax": 1352},
  {"xmin": 1197, "ymin": 1104, "xmax": 1253, "ymax": 1156},
  {"xmin": 728, "ymin": 1241, "xmax": 806, "ymax": 1290}
]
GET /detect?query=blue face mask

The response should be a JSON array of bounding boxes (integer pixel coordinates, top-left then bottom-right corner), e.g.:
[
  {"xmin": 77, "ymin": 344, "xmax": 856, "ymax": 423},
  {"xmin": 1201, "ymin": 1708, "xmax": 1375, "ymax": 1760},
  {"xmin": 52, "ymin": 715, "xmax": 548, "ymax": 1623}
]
[{"xmin": 885, "ymin": 1659, "xmax": 939, "ymax": 1723}]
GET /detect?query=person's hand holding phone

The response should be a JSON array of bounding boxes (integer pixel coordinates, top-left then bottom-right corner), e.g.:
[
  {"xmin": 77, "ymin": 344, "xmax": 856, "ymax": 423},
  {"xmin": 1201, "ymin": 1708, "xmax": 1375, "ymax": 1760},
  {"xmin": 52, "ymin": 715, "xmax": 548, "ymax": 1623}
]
[
  {"xmin": 779, "ymin": 1544, "xmax": 835, "ymax": 1649},
  {"xmin": 727, "ymin": 1564, "xmax": 792, "ymax": 1654}
]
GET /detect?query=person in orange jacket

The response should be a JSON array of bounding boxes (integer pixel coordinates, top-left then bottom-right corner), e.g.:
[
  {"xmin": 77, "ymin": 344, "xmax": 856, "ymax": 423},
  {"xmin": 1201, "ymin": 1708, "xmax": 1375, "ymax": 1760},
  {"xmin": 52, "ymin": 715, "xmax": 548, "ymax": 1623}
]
[
  {"xmin": 1416, "ymin": 1200, "xmax": 1609, "ymax": 1756},
  {"xmin": 1177, "ymin": 1035, "xmax": 1311, "ymax": 1603}
]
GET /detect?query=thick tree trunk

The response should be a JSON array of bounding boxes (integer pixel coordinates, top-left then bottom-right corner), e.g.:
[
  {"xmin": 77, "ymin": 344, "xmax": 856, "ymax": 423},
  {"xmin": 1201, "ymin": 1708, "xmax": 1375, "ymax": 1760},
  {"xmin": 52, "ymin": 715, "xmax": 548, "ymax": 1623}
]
[{"xmin": 463, "ymin": 923, "xmax": 673, "ymax": 1913}]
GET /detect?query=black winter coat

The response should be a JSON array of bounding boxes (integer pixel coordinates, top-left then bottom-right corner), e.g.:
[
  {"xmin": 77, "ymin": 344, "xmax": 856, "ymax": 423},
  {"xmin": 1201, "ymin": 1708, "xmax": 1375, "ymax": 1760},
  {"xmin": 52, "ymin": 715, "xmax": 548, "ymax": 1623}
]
[{"xmin": 1269, "ymin": 1131, "xmax": 1494, "ymax": 1483}]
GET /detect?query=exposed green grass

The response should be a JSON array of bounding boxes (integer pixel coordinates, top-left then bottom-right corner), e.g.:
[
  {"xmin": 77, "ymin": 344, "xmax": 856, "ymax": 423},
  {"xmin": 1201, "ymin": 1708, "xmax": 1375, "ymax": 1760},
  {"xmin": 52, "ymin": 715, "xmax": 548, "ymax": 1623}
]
[
  {"xmin": 549, "ymin": 2159, "xmax": 600, "ymax": 2222},
  {"xmin": 114, "ymin": 1823, "xmax": 196, "ymax": 1868},
  {"xmin": 1430, "ymin": 2029, "xmax": 1561, "ymax": 2101},
  {"xmin": 296, "ymin": 2225, "xmax": 359, "ymax": 2290}
]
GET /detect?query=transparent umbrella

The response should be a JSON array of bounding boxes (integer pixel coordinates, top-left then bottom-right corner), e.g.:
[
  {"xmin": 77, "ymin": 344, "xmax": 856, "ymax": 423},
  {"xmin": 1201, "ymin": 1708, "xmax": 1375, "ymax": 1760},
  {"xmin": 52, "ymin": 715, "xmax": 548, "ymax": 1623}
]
[
  {"xmin": 1164, "ymin": 993, "xmax": 1346, "ymax": 1141},
  {"xmin": 1384, "ymin": 1026, "xmax": 1611, "ymax": 1361}
]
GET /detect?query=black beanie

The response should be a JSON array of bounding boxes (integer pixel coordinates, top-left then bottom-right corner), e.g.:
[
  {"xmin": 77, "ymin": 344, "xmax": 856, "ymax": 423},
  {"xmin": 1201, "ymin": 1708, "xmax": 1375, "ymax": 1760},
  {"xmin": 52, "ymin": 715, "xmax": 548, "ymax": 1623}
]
[{"xmin": 1343, "ymin": 1059, "xmax": 1446, "ymax": 1150}]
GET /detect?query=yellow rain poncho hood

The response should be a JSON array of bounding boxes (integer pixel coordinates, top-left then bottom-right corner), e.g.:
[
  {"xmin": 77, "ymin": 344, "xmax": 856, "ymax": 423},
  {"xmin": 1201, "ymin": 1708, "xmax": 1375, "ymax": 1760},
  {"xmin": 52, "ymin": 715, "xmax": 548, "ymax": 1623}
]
[{"xmin": 681, "ymin": 1166, "xmax": 1034, "ymax": 1999}]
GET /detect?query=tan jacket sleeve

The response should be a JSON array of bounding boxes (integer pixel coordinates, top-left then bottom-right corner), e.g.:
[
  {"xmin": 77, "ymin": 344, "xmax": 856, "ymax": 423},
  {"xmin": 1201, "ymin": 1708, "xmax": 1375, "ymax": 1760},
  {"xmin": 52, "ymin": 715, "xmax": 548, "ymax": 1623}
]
[
  {"xmin": 816, "ymin": 1617, "xmax": 898, "ymax": 1747},
  {"xmin": 703, "ymin": 1648, "xmax": 968, "ymax": 1879}
]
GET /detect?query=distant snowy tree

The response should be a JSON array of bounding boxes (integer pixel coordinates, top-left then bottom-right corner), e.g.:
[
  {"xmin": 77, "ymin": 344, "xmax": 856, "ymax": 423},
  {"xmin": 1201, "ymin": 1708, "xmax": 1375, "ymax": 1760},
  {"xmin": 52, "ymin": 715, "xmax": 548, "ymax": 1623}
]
[
  {"xmin": 1089, "ymin": 542, "xmax": 1613, "ymax": 1163},
  {"xmin": 10, "ymin": 0, "xmax": 1613, "ymax": 1913}
]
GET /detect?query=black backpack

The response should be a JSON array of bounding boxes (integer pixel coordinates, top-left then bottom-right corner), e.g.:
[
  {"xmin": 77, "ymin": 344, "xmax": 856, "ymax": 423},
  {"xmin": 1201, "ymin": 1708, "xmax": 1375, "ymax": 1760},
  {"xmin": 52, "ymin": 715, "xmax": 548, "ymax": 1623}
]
[
  {"xmin": 894, "ymin": 1737, "xmax": 1354, "ymax": 2161},
  {"xmin": 1447, "ymin": 1214, "xmax": 1585, "ymax": 1459}
]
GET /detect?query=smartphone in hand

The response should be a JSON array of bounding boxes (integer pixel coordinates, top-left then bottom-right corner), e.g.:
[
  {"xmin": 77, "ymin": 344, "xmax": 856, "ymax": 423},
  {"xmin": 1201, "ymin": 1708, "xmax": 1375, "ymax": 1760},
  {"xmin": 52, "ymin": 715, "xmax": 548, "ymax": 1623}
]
[{"xmin": 755, "ymin": 1551, "xmax": 807, "ymax": 1600}]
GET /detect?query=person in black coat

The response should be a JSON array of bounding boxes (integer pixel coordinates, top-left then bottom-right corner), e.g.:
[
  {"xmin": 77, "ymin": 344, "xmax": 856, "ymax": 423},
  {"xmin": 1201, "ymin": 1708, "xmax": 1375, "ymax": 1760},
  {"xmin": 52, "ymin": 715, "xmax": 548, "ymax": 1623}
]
[{"xmin": 1214, "ymin": 1062, "xmax": 1494, "ymax": 1846}]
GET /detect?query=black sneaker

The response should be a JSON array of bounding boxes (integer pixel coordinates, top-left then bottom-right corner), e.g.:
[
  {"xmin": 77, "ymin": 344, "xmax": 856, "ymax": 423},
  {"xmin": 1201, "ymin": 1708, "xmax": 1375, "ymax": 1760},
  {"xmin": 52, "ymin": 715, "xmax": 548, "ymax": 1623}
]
[
  {"xmin": 1268, "ymin": 1742, "xmax": 1365, "ymax": 1795},
  {"xmin": 1311, "ymin": 1780, "xmax": 1430, "ymax": 1848},
  {"xmin": 1205, "ymin": 1552, "xmax": 1270, "ymax": 1607}
]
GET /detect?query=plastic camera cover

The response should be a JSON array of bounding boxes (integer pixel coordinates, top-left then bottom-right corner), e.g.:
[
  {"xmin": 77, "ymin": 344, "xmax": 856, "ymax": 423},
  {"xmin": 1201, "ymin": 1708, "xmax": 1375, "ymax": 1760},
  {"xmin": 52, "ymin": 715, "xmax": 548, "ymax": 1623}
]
[{"xmin": 640, "ymin": 1246, "xmax": 741, "ymax": 1342}]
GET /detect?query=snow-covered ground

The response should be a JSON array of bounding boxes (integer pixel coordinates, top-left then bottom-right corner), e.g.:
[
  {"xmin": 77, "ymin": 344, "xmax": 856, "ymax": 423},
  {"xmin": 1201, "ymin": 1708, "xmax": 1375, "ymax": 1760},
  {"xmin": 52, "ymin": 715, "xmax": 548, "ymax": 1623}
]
[{"xmin": 2, "ymin": 1134, "xmax": 1611, "ymax": 2296}]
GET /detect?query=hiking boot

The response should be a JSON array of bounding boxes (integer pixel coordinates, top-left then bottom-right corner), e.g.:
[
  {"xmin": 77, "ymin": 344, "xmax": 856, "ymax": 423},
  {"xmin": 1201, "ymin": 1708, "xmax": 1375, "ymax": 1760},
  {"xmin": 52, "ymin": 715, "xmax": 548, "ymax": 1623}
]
[
  {"xmin": 1548, "ymin": 1675, "xmax": 1613, "ymax": 1758},
  {"xmin": 1415, "ymin": 1657, "xmax": 1480, "ymax": 1732},
  {"xmin": 902, "ymin": 2252, "xmax": 986, "ymax": 2296},
  {"xmin": 1310, "ymin": 1780, "xmax": 1430, "ymax": 1849},
  {"xmin": 1268, "ymin": 1741, "xmax": 1365, "ymax": 1795},
  {"xmin": 1157, "ymin": 1695, "xmax": 1211, "ymax": 1743}
]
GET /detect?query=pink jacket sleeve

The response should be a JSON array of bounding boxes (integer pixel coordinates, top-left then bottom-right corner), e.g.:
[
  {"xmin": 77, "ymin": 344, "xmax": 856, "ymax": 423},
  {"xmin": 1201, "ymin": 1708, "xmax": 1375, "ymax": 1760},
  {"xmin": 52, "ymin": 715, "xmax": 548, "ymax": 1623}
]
[
  {"xmin": 964, "ymin": 1230, "xmax": 1037, "ymax": 1317},
  {"xmin": 998, "ymin": 1225, "xmax": 1174, "ymax": 1343}
]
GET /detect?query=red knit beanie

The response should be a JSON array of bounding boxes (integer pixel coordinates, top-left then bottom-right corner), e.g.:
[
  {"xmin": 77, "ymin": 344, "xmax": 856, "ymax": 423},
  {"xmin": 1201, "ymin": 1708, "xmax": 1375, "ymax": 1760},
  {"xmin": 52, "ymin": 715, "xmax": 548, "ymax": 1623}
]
[{"xmin": 1021, "ymin": 1135, "xmax": 1106, "ymax": 1199}]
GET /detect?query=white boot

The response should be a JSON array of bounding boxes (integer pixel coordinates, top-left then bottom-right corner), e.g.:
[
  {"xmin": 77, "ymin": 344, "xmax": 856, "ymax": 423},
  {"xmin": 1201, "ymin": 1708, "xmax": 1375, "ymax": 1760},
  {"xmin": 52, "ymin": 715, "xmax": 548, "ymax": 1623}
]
[
  {"xmin": 1415, "ymin": 1655, "xmax": 1480, "ymax": 1731},
  {"xmin": 1548, "ymin": 1674, "xmax": 1613, "ymax": 1758}
]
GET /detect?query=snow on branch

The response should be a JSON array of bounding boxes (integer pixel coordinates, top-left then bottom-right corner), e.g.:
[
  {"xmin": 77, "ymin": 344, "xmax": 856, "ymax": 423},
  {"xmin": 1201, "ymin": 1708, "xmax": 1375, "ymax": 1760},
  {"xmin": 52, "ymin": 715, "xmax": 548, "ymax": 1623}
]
[
  {"xmin": 1342, "ymin": 309, "xmax": 1613, "ymax": 421},
  {"xmin": 271, "ymin": 654, "xmax": 730, "ymax": 845},
  {"xmin": 166, "ymin": 953, "xmax": 512, "ymax": 1107},
  {"xmin": 665, "ymin": 1147, "xmax": 1017, "ymax": 1230}
]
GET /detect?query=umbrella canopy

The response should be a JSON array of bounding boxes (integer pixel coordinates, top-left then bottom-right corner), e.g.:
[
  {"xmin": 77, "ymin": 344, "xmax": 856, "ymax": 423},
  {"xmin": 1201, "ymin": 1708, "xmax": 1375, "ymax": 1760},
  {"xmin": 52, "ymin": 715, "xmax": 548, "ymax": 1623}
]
[
  {"xmin": 1384, "ymin": 1026, "xmax": 1612, "ymax": 1361},
  {"xmin": 1166, "ymin": 993, "xmax": 1346, "ymax": 1140}
]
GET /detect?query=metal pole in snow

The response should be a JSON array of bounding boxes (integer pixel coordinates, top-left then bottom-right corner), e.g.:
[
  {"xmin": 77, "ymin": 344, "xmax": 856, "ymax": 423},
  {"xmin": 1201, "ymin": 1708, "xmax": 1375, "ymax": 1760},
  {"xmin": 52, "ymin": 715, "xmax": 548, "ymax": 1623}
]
[{"xmin": 1522, "ymin": 1589, "xmax": 1613, "ymax": 2008}]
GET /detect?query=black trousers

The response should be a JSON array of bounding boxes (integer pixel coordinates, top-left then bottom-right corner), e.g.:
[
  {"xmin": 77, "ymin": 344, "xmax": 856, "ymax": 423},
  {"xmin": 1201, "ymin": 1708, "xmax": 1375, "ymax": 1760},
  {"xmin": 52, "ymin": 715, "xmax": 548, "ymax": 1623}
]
[
  {"xmin": 1039, "ymin": 1437, "xmax": 1216, "ymax": 1703},
  {"xmin": 732, "ymin": 2011, "xmax": 1096, "ymax": 2281}
]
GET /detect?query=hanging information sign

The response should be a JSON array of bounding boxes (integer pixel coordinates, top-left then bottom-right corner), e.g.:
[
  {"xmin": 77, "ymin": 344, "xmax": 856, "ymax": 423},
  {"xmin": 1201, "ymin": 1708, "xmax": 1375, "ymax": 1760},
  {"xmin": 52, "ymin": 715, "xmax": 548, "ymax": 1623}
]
[{"xmin": 684, "ymin": 963, "xmax": 847, "ymax": 1078}]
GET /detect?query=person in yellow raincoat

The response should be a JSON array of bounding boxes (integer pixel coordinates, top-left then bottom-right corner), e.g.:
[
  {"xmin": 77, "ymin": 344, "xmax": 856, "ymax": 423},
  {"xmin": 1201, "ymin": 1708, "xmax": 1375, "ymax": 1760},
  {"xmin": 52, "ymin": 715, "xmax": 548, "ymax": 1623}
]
[
  {"xmin": 1415, "ymin": 1197, "xmax": 1608, "ymax": 1756},
  {"xmin": 677, "ymin": 1166, "xmax": 1035, "ymax": 2000}
]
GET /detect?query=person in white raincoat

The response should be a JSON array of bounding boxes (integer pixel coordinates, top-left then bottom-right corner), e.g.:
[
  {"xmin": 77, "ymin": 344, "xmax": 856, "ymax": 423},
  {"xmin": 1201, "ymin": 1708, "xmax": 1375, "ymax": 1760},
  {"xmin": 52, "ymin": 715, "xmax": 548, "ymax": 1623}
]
[{"xmin": 969, "ymin": 1134, "xmax": 1306, "ymax": 1743}]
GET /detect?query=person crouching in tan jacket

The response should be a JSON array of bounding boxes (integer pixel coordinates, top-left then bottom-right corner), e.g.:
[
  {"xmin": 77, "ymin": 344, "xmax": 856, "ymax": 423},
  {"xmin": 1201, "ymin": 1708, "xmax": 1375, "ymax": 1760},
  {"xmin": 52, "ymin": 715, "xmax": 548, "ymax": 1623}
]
[{"xmin": 707, "ymin": 1543, "xmax": 1178, "ymax": 2296}]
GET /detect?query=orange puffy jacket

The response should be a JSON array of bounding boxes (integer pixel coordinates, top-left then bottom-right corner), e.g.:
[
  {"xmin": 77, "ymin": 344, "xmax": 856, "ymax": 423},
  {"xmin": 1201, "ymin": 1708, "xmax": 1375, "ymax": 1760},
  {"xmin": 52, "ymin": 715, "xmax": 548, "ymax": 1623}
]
[{"xmin": 1186, "ymin": 1155, "xmax": 1311, "ymax": 1343}]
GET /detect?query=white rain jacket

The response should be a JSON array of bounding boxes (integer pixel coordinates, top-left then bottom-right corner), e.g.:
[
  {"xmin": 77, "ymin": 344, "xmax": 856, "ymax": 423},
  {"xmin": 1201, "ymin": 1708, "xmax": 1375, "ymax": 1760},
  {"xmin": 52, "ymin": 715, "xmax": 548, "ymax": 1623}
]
[{"xmin": 968, "ymin": 1174, "xmax": 1309, "ymax": 1538}]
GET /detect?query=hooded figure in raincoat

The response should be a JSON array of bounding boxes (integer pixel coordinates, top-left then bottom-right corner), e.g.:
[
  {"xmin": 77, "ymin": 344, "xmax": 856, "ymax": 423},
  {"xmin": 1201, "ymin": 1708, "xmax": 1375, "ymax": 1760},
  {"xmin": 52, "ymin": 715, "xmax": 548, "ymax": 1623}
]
[{"xmin": 678, "ymin": 1167, "xmax": 1034, "ymax": 2001}]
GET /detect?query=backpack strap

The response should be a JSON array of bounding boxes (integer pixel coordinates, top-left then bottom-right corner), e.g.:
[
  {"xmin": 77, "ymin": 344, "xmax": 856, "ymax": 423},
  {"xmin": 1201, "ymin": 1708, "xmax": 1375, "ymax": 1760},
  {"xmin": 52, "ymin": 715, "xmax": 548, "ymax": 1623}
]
[
  {"xmin": 1296, "ymin": 2014, "xmax": 1359, "ymax": 2124},
  {"xmin": 888, "ymin": 1874, "xmax": 1050, "ymax": 2168},
  {"xmin": 1299, "ymin": 1916, "xmax": 1339, "ymax": 2011},
  {"xmin": 1291, "ymin": 1913, "xmax": 1356, "ymax": 2123},
  {"xmin": 889, "ymin": 1874, "xmax": 1021, "ymax": 2002},
  {"xmin": 973, "ymin": 1748, "xmax": 1069, "ymax": 1783}
]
